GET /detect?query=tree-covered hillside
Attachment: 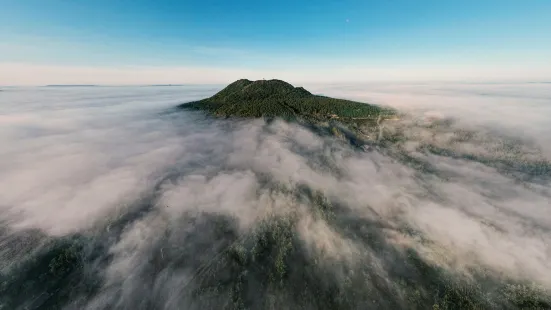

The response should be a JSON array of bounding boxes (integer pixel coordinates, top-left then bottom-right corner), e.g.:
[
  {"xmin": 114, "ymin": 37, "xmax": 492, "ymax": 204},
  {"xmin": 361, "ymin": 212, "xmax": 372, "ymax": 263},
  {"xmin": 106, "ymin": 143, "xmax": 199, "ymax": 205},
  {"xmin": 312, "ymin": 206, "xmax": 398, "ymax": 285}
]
[{"xmin": 178, "ymin": 79, "xmax": 395, "ymax": 123}]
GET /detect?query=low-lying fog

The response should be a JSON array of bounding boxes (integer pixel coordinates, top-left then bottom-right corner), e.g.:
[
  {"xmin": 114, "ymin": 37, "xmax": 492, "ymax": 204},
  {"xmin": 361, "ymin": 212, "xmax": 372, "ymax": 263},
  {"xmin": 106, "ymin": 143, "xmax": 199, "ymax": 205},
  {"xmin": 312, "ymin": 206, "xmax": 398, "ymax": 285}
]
[{"xmin": 1, "ymin": 83, "xmax": 549, "ymax": 309}]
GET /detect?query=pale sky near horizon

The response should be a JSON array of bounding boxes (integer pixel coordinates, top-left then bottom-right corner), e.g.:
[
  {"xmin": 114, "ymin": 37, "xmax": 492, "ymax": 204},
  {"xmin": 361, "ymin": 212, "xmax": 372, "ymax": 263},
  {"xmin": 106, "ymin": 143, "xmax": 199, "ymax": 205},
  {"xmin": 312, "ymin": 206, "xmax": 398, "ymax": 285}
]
[{"xmin": 1, "ymin": 0, "xmax": 550, "ymax": 85}]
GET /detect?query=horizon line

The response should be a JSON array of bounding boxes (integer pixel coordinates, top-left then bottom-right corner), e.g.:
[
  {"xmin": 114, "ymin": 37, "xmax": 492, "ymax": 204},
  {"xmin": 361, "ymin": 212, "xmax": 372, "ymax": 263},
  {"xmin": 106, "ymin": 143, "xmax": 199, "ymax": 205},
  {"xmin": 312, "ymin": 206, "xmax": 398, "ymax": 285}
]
[{"xmin": 1, "ymin": 80, "xmax": 551, "ymax": 88}]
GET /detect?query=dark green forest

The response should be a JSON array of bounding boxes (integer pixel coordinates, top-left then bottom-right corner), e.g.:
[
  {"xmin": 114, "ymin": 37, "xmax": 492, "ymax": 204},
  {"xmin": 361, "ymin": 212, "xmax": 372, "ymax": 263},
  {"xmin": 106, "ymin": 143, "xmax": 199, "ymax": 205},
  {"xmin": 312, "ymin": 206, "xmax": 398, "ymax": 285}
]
[{"xmin": 178, "ymin": 79, "xmax": 395, "ymax": 124}]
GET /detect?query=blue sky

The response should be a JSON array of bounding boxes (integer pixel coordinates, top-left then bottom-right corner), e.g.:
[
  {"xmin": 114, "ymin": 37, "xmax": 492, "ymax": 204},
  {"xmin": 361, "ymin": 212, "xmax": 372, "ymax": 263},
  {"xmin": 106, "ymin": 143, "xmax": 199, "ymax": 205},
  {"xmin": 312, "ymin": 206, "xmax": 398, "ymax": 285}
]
[{"xmin": 1, "ymin": 0, "xmax": 550, "ymax": 84}]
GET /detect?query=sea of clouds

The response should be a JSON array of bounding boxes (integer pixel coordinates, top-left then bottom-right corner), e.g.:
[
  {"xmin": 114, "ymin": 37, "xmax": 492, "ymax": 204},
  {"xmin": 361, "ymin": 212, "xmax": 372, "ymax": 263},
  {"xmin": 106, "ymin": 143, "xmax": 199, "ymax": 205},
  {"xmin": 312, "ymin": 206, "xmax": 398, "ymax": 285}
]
[{"xmin": 0, "ymin": 83, "xmax": 549, "ymax": 309}]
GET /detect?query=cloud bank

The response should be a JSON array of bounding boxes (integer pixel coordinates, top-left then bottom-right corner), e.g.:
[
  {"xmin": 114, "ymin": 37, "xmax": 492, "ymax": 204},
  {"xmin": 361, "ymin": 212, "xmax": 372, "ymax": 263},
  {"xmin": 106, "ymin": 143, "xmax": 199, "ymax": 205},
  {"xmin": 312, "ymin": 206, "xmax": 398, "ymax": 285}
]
[{"xmin": 0, "ymin": 83, "xmax": 550, "ymax": 309}]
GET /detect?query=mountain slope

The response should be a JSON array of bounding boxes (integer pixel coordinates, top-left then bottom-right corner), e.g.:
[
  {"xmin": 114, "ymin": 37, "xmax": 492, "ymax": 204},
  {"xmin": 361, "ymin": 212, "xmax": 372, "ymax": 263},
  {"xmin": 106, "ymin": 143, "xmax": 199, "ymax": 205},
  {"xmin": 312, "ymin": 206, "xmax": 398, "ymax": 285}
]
[{"xmin": 178, "ymin": 79, "xmax": 394, "ymax": 123}]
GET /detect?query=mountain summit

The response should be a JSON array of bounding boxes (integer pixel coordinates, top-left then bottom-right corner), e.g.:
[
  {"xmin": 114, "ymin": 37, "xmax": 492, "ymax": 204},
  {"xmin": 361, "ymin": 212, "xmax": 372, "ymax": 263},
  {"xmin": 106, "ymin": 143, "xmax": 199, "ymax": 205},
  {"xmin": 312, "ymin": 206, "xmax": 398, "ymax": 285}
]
[
  {"xmin": 210, "ymin": 79, "xmax": 312, "ymax": 101},
  {"xmin": 178, "ymin": 79, "xmax": 393, "ymax": 122}
]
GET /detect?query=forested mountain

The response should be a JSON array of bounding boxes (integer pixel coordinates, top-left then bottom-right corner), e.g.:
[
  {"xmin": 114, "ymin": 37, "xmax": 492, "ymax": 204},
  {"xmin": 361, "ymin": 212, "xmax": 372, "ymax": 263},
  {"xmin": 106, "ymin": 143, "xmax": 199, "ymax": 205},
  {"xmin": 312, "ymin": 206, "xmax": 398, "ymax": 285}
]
[{"xmin": 178, "ymin": 79, "xmax": 394, "ymax": 124}]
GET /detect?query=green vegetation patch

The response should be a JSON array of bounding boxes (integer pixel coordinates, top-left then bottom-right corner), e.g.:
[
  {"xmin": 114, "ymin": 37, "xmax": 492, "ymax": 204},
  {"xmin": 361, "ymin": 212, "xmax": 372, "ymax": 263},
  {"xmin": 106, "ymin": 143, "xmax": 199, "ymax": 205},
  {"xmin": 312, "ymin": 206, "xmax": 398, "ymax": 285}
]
[{"xmin": 178, "ymin": 79, "xmax": 395, "ymax": 125}]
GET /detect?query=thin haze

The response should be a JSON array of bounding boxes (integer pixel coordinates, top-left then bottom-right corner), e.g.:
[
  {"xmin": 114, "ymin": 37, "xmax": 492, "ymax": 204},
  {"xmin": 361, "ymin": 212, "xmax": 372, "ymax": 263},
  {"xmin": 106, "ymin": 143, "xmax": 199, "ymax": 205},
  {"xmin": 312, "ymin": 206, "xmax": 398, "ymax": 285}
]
[{"xmin": 0, "ymin": 83, "xmax": 550, "ymax": 308}]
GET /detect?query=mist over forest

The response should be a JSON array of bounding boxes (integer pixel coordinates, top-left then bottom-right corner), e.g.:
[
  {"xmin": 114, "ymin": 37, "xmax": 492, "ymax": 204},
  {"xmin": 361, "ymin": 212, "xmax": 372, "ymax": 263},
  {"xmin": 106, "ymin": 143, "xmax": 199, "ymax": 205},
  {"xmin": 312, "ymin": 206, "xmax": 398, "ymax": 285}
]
[{"xmin": 1, "ymin": 83, "xmax": 550, "ymax": 309}]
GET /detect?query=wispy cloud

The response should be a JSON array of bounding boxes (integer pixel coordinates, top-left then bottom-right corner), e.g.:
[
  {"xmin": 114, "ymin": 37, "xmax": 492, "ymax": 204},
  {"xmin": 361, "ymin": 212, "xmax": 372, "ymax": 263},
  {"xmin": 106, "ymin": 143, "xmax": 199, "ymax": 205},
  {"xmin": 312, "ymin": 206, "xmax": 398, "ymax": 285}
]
[{"xmin": 1, "ymin": 84, "xmax": 550, "ymax": 308}]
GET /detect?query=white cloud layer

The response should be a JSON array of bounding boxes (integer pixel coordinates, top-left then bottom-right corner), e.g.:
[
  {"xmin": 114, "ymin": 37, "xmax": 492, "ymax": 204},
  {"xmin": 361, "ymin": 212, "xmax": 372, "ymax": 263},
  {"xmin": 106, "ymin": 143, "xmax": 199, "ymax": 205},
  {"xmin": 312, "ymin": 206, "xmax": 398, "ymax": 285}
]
[{"xmin": 1, "ymin": 83, "xmax": 550, "ymax": 308}]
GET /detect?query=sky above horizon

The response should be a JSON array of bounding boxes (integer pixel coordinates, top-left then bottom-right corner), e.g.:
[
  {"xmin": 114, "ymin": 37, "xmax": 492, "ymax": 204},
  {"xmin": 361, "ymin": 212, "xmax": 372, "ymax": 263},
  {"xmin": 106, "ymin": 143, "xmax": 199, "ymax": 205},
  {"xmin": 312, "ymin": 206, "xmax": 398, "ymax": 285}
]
[{"xmin": 1, "ymin": 0, "xmax": 550, "ymax": 85}]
